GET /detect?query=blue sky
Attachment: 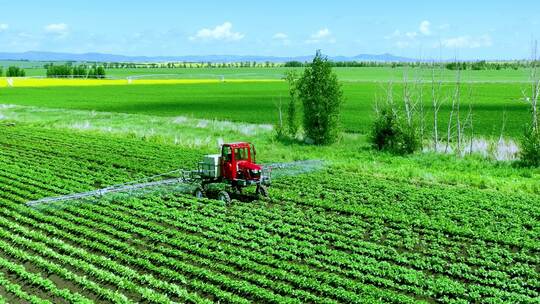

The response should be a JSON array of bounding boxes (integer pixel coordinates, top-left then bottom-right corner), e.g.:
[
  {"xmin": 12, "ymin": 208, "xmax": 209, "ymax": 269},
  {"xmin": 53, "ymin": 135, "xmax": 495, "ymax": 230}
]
[{"xmin": 0, "ymin": 0, "xmax": 538, "ymax": 59}]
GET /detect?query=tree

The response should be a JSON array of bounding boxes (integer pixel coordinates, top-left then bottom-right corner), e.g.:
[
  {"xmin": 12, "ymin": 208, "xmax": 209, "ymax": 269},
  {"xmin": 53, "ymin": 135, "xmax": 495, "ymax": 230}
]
[
  {"xmin": 296, "ymin": 50, "xmax": 343, "ymax": 144},
  {"xmin": 6, "ymin": 66, "xmax": 25, "ymax": 77},
  {"xmin": 96, "ymin": 66, "xmax": 106, "ymax": 79},
  {"xmin": 284, "ymin": 70, "xmax": 299, "ymax": 137}
]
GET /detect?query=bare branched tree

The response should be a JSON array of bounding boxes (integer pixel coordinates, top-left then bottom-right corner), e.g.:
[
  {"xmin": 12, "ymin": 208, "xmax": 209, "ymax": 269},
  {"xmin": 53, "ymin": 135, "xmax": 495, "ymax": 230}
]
[
  {"xmin": 461, "ymin": 87, "xmax": 474, "ymax": 155},
  {"xmin": 455, "ymin": 68, "xmax": 462, "ymax": 154},
  {"xmin": 377, "ymin": 80, "xmax": 395, "ymax": 113},
  {"xmin": 416, "ymin": 70, "xmax": 425, "ymax": 144},
  {"xmin": 445, "ymin": 67, "xmax": 459, "ymax": 153},
  {"xmin": 521, "ymin": 40, "xmax": 540, "ymax": 133},
  {"xmin": 402, "ymin": 67, "xmax": 423, "ymax": 132},
  {"xmin": 431, "ymin": 62, "xmax": 444, "ymax": 150},
  {"xmin": 403, "ymin": 69, "xmax": 413, "ymax": 126}
]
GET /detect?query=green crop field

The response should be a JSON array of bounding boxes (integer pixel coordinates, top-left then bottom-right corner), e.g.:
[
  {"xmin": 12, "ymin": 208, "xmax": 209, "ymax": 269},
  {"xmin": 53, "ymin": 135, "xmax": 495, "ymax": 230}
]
[
  {"xmin": 2, "ymin": 0, "xmax": 540, "ymax": 302},
  {"xmin": 8, "ymin": 65, "xmax": 536, "ymax": 82},
  {"xmin": 102, "ymin": 66, "xmax": 534, "ymax": 82},
  {"xmin": 0, "ymin": 80, "xmax": 531, "ymax": 137},
  {"xmin": 0, "ymin": 124, "xmax": 538, "ymax": 303}
]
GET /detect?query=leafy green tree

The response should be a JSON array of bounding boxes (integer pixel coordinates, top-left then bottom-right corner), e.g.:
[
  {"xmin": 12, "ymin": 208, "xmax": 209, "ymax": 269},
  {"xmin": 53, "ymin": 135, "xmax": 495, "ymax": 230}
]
[
  {"xmin": 296, "ymin": 50, "xmax": 343, "ymax": 144},
  {"xmin": 96, "ymin": 66, "xmax": 106, "ymax": 79},
  {"xmin": 88, "ymin": 67, "xmax": 97, "ymax": 79},
  {"xmin": 6, "ymin": 66, "xmax": 25, "ymax": 77}
]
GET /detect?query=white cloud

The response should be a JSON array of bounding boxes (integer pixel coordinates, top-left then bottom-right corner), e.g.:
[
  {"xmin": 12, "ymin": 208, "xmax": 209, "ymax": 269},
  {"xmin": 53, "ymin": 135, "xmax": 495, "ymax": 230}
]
[
  {"xmin": 272, "ymin": 32, "xmax": 291, "ymax": 45},
  {"xmin": 419, "ymin": 20, "xmax": 431, "ymax": 35},
  {"xmin": 0, "ymin": 24, "xmax": 8, "ymax": 32},
  {"xmin": 387, "ymin": 20, "xmax": 431, "ymax": 42},
  {"xmin": 306, "ymin": 28, "xmax": 334, "ymax": 44},
  {"xmin": 272, "ymin": 32, "xmax": 288, "ymax": 40},
  {"xmin": 189, "ymin": 22, "xmax": 244, "ymax": 41},
  {"xmin": 44, "ymin": 23, "xmax": 68, "ymax": 35},
  {"xmin": 441, "ymin": 35, "xmax": 493, "ymax": 48},
  {"xmin": 311, "ymin": 28, "xmax": 330, "ymax": 39}
]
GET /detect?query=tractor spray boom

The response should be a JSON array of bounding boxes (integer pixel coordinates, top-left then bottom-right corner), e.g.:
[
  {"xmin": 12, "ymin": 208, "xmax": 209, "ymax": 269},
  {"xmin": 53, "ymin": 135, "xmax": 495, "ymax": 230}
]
[{"xmin": 26, "ymin": 142, "xmax": 322, "ymax": 207}]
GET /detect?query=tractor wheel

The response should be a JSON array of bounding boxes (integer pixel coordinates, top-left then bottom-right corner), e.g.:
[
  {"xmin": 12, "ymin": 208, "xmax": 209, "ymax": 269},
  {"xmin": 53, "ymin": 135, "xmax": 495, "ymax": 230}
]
[
  {"xmin": 193, "ymin": 186, "xmax": 204, "ymax": 199},
  {"xmin": 256, "ymin": 185, "xmax": 269, "ymax": 198},
  {"xmin": 217, "ymin": 191, "xmax": 231, "ymax": 204}
]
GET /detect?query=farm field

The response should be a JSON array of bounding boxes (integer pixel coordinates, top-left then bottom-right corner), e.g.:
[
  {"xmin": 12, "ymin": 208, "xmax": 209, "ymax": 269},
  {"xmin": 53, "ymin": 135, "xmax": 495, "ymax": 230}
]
[
  {"xmin": 0, "ymin": 125, "xmax": 538, "ymax": 303},
  {"xmin": 2, "ymin": 1, "xmax": 540, "ymax": 303},
  {"xmin": 6, "ymin": 65, "xmax": 535, "ymax": 82},
  {"xmin": 1, "ymin": 53, "xmax": 540, "ymax": 304},
  {"xmin": 0, "ymin": 79, "xmax": 531, "ymax": 137}
]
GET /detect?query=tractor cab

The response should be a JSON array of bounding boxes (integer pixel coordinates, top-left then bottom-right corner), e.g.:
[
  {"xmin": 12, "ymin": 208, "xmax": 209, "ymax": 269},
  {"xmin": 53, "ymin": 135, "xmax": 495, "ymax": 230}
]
[
  {"xmin": 221, "ymin": 142, "xmax": 262, "ymax": 185},
  {"xmin": 196, "ymin": 142, "xmax": 270, "ymax": 203}
]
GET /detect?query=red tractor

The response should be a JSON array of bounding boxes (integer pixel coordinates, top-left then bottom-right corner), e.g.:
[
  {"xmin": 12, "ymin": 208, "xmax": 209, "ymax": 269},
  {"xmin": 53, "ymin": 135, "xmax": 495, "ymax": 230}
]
[{"xmin": 193, "ymin": 142, "xmax": 271, "ymax": 203}]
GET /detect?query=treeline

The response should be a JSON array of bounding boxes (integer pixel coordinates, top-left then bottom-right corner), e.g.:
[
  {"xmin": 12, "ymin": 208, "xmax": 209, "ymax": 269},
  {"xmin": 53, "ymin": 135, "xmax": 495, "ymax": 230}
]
[
  {"xmin": 44, "ymin": 64, "xmax": 106, "ymax": 78},
  {"xmin": 284, "ymin": 61, "xmax": 409, "ymax": 68},
  {"xmin": 102, "ymin": 61, "xmax": 281, "ymax": 69},
  {"xmin": 444, "ymin": 60, "xmax": 535, "ymax": 71},
  {"xmin": 285, "ymin": 60, "xmax": 538, "ymax": 70},
  {"xmin": 0, "ymin": 66, "xmax": 26, "ymax": 77},
  {"xmin": 38, "ymin": 60, "xmax": 539, "ymax": 71}
]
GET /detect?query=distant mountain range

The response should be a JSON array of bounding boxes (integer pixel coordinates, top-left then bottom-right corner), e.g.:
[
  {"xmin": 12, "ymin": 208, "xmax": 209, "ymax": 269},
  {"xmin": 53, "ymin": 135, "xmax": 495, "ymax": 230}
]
[{"xmin": 0, "ymin": 51, "xmax": 417, "ymax": 63}]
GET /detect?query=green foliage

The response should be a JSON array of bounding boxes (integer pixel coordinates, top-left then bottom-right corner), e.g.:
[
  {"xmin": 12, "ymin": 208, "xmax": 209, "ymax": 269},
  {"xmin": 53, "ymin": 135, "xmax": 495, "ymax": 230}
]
[
  {"xmin": 0, "ymin": 124, "xmax": 539, "ymax": 303},
  {"xmin": 296, "ymin": 50, "xmax": 343, "ymax": 144},
  {"xmin": 284, "ymin": 70, "xmax": 299, "ymax": 137},
  {"xmin": 6, "ymin": 66, "xmax": 25, "ymax": 77},
  {"xmin": 284, "ymin": 61, "xmax": 304, "ymax": 67},
  {"xmin": 370, "ymin": 105, "xmax": 420, "ymax": 155},
  {"xmin": 471, "ymin": 60, "xmax": 488, "ymax": 70},
  {"xmin": 96, "ymin": 66, "xmax": 106, "ymax": 78},
  {"xmin": 445, "ymin": 60, "xmax": 526, "ymax": 71},
  {"xmin": 45, "ymin": 64, "xmax": 106, "ymax": 78},
  {"xmin": 518, "ymin": 126, "xmax": 540, "ymax": 167},
  {"xmin": 0, "ymin": 81, "xmax": 533, "ymax": 138}
]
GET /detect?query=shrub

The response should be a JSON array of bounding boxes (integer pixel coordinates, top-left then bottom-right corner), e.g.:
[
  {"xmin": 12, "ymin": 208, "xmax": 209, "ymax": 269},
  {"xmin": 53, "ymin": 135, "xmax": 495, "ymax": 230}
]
[
  {"xmin": 370, "ymin": 105, "xmax": 420, "ymax": 155},
  {"xmin": 519, "ymin": 126, "xmax": 540, "ymax": 167}
]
